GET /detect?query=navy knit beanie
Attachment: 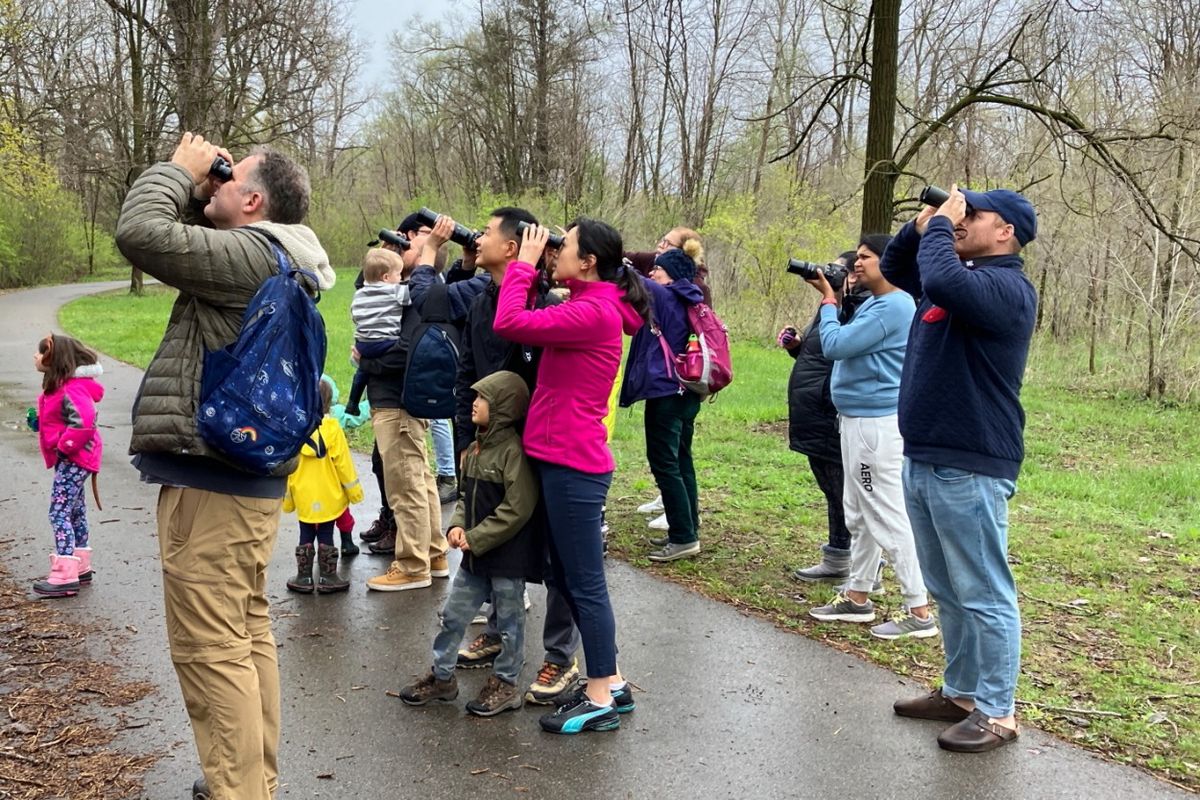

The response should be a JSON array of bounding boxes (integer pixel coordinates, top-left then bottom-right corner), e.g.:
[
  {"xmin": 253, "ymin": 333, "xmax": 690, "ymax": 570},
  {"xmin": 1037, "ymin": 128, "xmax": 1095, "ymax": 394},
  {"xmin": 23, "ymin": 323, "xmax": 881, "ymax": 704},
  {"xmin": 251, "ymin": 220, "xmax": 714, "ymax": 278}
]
[{"xmin": 655, "ymin": 248, "xmax": 696, "ymax": 281}]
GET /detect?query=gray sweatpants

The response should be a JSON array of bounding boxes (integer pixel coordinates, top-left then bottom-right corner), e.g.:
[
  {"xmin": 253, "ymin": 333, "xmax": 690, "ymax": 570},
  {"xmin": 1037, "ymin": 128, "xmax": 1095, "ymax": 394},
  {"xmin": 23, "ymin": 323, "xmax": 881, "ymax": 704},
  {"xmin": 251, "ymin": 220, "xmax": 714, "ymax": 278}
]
[{"xmin": 839, "ymin": 414, "xmax": 928, "ymax": 609}]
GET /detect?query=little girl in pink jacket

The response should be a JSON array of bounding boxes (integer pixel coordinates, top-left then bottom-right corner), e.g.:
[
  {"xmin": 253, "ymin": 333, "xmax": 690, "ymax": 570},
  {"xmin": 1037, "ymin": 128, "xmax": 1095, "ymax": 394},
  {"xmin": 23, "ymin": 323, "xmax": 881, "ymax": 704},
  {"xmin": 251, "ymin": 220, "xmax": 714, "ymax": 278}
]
[{"xmin": 31, "ymin": 334, "xmax": 104, "ymax": 597}]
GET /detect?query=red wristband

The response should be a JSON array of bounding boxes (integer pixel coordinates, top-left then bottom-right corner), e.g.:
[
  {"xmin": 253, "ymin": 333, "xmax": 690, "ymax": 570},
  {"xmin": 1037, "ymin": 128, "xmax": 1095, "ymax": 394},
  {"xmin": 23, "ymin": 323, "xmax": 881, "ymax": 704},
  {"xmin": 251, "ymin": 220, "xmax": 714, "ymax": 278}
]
[{"xmin": 821, "ymin": 297, "xmax": 838, "ymax": 306}]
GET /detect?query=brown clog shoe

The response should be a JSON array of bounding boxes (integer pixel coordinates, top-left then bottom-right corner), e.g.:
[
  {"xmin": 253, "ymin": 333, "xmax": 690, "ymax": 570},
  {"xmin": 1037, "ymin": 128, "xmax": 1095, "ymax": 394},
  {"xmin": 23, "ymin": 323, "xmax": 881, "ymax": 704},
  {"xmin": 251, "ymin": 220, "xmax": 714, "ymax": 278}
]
[
  {"xmin": 893, "ymin": 690, "xmax": 971, "ymax": 722},
  {"xmin": 937, "ymin": 709, "xmax": 1019, "ymax": 753}
]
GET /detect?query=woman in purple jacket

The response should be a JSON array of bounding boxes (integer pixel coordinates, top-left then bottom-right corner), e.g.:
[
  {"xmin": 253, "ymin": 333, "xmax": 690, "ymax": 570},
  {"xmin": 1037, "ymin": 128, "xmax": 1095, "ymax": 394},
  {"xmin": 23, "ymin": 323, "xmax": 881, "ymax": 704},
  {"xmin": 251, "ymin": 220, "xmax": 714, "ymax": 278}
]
[
  {"xmin": 494, "ymin": 219, "xmax": 650, "ymax": 735},
  {"xmin": 619, "ymin": 240, "xmax": 706, "ymax": 562}
]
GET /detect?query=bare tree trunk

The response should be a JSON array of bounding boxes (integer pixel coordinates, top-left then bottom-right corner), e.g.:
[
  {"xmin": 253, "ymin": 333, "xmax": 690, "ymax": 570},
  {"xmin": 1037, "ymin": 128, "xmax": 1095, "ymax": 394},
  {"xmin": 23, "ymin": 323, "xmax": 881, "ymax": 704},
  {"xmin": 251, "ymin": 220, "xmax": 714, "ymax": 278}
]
[{"xmin": 860, "ymin": 0, "xmax": 900, "ymax": 234}]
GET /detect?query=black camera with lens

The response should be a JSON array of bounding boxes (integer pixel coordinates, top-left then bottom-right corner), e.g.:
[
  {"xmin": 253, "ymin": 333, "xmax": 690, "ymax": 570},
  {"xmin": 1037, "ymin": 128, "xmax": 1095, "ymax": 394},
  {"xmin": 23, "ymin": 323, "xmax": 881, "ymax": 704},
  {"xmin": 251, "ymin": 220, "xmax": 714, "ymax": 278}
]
[
  {"xmin": 209, "ymin": 157, "xmax": 233, "ymax": 182},
  {"xmin": 787, "ymin": 259, "xmax": 848, "ymax": 291},
  {"xmin": 377, "ymin": 229, "xmax": 411, "ymax": 251},
  {"xmin": 514, "ymin": 221, "xmax": 564, "ymax": 249},
  {"xmin": 414, "ymin": 207, "xmax": 480, "ymax": 250}
]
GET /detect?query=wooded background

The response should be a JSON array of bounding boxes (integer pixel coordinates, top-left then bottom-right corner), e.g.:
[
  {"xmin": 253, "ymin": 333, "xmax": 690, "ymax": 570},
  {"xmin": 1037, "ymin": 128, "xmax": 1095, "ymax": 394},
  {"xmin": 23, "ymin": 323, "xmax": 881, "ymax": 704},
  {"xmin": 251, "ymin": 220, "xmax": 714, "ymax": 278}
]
[{"xmin": 3, "ymin": 0, "xmax": 1199, "ymax": 400}]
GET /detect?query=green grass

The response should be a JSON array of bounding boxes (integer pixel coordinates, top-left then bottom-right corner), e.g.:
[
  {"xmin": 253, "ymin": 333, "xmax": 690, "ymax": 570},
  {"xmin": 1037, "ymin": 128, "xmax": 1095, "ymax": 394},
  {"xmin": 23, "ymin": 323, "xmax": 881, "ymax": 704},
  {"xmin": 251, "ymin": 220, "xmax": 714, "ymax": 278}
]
[{"xmin": 60, "ymin": 276, "xmax": 1200, "ymax": 790}]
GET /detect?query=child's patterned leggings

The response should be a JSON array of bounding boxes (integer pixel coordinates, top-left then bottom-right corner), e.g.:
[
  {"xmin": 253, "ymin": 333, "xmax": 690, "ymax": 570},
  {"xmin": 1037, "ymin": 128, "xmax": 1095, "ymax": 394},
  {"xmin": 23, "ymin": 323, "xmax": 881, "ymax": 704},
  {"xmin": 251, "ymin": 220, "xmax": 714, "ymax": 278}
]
[{"xmin": 49, "ymin": 460, "xmax": 91, "ymax": 555}]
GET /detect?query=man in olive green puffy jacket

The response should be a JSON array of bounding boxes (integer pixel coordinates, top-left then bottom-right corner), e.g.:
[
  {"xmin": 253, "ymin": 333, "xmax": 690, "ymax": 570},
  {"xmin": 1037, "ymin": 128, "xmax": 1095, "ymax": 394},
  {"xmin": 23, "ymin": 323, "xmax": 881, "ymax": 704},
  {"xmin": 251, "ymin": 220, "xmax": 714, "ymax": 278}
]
[{"xmin": 115, "ymin": 132, "xmax": 332, "ymax": 800}]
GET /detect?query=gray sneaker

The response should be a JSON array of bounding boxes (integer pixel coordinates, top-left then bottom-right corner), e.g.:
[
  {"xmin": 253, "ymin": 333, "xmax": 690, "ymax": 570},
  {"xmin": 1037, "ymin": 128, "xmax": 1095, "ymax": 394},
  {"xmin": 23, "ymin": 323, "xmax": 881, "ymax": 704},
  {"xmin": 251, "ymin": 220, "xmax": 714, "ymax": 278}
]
[
  {"xmin": 870, "ymin": 613, "xmax": 939, "ymax": 640},
  {"xmin": 647, "ymin": 541, "xmax": 701, "ymax": 562},
  {"xmin": 791, "ymin": 550, "xmax": 850, "ymax": 583},
  {"xmin": 648, "ymin": 534, "xmax": 669, "ymax": 547},
  {"xmin": 809, "ymin": 593, "xmax": 876, "ymax": 622}
]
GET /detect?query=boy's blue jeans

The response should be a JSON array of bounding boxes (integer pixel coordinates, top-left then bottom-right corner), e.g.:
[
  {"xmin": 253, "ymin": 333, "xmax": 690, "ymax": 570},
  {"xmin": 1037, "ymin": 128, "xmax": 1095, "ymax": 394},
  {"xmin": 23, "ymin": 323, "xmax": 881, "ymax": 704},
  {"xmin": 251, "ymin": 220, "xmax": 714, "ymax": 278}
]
[
  {"xmin": 431, "ymin": 567, "xmax": 525, "ymax": 685},
  {"xmin": 902, "ymin": 458, "xmax": 1020, "ymax": 718},
  {"xmin": 429, "ymin": 418, "xmax": 456, "ymax": 477}
]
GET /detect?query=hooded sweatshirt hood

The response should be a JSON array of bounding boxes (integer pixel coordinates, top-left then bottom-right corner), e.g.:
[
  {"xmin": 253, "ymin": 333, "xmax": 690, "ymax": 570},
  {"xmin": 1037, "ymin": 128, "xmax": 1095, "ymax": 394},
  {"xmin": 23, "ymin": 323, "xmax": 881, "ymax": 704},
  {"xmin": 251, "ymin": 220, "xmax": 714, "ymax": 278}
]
[
  {"xmin": 471, "ymin": 370, "xmax": 530, "ymax": 444},
  {"xmin": 249, "ymin": 221, "xmax": 336, "ymax": 290}
]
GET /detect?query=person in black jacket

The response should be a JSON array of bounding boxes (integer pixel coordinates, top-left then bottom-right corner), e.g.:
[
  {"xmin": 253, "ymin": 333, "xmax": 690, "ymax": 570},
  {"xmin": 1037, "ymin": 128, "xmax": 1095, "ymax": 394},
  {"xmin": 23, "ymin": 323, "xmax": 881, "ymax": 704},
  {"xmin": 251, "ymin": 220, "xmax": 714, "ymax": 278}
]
[
  {"xmin": 779, "ymin": 250, "xmax": 869, "ymax": 583},
  {"xmin": 449, "ymin": 208, "xmax": 584, "ymax": 707}
]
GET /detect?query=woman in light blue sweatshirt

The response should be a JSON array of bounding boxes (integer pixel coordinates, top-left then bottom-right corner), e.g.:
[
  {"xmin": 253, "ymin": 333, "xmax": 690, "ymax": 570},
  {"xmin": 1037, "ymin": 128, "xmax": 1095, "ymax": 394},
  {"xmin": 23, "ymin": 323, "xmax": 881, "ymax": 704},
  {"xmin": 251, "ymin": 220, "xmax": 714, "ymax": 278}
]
[{"xmin": 803, "ymin": 234, "xmax": 935, "ymax": 641}]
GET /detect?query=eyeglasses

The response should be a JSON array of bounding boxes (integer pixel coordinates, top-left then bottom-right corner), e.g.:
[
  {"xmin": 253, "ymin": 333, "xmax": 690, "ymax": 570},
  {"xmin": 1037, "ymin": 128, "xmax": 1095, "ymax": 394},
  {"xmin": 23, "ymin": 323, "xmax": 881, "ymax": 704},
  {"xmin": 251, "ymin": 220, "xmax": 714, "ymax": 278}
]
[
  {"xmin": 658, "ymin": 237, "xmax": 681, "ymax": 249},
  {"xmin": 649, "ymin": 265, "xmax": 664, "ymax": 273}
]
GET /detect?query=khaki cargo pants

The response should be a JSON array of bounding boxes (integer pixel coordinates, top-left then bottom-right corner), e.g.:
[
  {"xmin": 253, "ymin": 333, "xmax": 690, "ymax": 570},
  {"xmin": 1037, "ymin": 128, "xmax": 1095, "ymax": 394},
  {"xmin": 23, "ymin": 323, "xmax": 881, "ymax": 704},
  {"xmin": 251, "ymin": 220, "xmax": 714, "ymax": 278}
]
[
  {"xmin": 372, "ymin": 407, "xmax": 448, "ymax": 575},
  {"xmin": 157, "ymin": 486, "xmax": 282, "ymax": 800}
]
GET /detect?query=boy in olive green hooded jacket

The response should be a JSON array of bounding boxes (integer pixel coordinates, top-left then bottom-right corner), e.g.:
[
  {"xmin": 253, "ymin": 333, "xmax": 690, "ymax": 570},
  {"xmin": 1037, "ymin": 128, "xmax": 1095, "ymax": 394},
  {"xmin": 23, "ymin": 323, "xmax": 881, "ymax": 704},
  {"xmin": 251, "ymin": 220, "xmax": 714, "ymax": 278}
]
[{"xmin": 398, "ymin": 370, "xmax": 542, "ymax": 716}]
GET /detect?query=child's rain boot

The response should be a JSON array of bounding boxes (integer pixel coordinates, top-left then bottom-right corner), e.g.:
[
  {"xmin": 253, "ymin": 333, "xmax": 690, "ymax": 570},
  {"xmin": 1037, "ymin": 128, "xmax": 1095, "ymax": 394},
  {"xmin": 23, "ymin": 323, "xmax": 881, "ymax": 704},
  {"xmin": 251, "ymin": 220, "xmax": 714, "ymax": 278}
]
[
  {"xmin": 33, "ymin": 554, "xmax": 81, "ymax": 598},
  {"xmin": 316, "ymin": 544, "xmax": 350, "ymax": 594},
  {"xmin": 286, "ymin": 544, "xmax": 316, "ymax": 593}
]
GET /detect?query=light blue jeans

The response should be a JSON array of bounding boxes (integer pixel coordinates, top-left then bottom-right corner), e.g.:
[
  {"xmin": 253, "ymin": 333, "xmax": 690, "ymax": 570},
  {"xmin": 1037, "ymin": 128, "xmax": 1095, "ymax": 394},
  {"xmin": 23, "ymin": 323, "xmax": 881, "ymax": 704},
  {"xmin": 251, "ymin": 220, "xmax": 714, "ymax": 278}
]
[
  {"xmin": 902, "ymin": 458, "xmax": 1020, "ymax": 718},
  {"xmin": 429, "ymin": 419, "xmax": 455, "ymax": 477},
  {"xmin": 431, "ymin": 567, "xmax": 525, "ymax": 685}
]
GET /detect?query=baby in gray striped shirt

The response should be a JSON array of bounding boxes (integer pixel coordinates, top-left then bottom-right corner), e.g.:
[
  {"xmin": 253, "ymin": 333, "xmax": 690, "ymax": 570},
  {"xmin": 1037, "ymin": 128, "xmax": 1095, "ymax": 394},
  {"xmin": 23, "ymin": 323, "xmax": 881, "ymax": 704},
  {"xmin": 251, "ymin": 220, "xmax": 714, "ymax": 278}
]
[{"xmin": 345, "ymin": 248, "xmax": 411, "ymax": 415}]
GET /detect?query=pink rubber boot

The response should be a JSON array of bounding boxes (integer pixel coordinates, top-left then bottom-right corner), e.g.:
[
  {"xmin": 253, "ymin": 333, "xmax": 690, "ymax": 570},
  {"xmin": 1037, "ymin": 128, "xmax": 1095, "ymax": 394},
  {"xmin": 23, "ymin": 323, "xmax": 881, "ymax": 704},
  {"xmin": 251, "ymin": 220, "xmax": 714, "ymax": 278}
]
[
  {"xmin": 33, "ymin": 554, "xmax": 81, "ymax": 597},
  {"xmin": 75, "ymin": 547, "xmax": 93, "ymax": 583}
]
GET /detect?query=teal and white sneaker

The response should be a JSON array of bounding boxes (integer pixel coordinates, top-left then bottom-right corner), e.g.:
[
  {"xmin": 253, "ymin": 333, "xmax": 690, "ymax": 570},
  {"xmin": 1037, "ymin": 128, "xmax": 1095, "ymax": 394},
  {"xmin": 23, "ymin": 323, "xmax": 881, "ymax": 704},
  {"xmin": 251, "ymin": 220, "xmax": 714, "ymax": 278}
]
[
  {"xmin": 809, "ymin": 593, "xmax": 876, "ymax": 623},
  {"xmin": 539, "ymin": 692, "xmax": 620, "ymax": 734},
  {"xmin": 870, "ymin": 613, "xmax": 939, "ymax": 640}
]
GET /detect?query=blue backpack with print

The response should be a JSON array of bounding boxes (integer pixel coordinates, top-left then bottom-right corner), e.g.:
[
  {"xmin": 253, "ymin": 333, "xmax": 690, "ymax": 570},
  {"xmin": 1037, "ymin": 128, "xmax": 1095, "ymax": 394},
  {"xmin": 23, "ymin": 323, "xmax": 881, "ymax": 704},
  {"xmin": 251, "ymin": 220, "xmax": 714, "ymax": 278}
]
[{"xmin": 197, "ymin": 239, "xmax": 327, "ymax": 475}]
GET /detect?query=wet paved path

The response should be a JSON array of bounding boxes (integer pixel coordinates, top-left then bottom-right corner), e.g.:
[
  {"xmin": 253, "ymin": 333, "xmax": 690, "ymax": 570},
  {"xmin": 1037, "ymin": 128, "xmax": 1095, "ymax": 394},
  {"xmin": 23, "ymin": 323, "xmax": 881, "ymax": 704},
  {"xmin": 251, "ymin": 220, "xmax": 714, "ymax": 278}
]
[{"xmin": 0, "ymin": 282, "xmax": 1187, "ymax": 799}]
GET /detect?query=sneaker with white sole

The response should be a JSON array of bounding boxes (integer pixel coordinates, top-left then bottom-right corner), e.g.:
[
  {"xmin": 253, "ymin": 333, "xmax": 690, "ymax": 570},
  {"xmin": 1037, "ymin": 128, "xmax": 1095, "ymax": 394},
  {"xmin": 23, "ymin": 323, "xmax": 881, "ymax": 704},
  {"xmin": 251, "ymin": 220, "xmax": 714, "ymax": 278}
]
[
  {"xmin": 471, "ymin": 602, "xmax": 493, "ymax": 626},
  {"xmin": 809, "ymin": 593, "xmax": 876, "ymax": 623},
  {"xmin": 366, "ymin": 562, "xmax": 432, "ymax": 592},
  {"xmin": 870, "ymin": 612, "xmax": 939, "ymax": 640},
  {"xmin": 637, "ymin": 495, "xmax": 664, "ymax": 514},
  {"xmin": 647, "ymin": 540, "xmax": 701, "ymax": 562},
  {"xmin": 648, "ymin": 513, "xmax": 668, "ymax": 531},
  {"xmin": 526, "ymin": 659, "xmax": 580, "ymax": 704},
  {"xmin": 648, "ymin": 534, "xmax": 669, "ymax": 547},
  {"xmin": 539, "ymin": 692, "xmax": 620, "ymax": 734},
  {"xmin": 457, "ymin": 633, "xmax": 502, "ymax": 668}
]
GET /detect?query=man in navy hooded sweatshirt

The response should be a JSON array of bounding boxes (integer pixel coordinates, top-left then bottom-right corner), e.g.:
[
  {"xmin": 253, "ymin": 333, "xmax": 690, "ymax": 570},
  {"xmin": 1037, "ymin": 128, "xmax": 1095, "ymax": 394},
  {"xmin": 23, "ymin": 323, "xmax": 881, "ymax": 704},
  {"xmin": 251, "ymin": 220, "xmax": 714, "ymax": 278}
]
[{"xmin": 880, "ymin": 184, "xmax": 1038, "ymax": 754}]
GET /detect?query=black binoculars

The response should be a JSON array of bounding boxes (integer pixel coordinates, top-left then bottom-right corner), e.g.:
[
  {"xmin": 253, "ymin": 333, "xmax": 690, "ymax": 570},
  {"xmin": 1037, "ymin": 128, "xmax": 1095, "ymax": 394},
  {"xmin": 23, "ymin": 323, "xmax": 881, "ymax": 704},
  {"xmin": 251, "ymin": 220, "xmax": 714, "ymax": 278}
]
[
  {"xmin": 920, "ymin": 185, "xmax": 976, "ymax": 217},
  {"xmin": 377, "ymin": 229, "xmax": 411, "ymax": 251},
  {"xmin": 209, "ymin": 157, "xmax": 233, "ymax": 182},
  {"xmin": 414, "ymin": 208, "xmax": 480, "ymax": 250},
  {"xmin": 515, "ymin": 221, "xmax": 564, "ymax": 249}
]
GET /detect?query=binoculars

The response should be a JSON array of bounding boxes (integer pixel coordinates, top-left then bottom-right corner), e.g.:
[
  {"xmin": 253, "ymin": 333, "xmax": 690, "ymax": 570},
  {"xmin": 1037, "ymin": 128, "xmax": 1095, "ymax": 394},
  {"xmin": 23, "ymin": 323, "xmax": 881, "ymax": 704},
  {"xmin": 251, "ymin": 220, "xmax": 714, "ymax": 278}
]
[
  {"xmin": 920, "ymin": 184, "xmax": 978, "ymax": 214},
  {"xmin": 415, "ymin": 207, "xmax": 481, "ymax": 250},
  {"xmin": 209, "ymin": 157, "xmax": 233, "ymax": 182},
  {"xmin": 515, "ymin": 221, "xmax": 564, "ymax": 249},
  {"xmin": 377, "ymin": 229, "xmax": 411, "ymax": 251}
]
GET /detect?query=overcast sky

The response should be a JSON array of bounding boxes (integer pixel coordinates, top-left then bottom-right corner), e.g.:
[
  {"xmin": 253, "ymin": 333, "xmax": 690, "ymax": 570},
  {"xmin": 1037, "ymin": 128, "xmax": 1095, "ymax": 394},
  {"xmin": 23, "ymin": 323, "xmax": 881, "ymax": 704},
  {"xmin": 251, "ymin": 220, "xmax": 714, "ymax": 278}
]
[{"xmin": 349, "ymin": 0, "xmax": 446, "ymax": 86}]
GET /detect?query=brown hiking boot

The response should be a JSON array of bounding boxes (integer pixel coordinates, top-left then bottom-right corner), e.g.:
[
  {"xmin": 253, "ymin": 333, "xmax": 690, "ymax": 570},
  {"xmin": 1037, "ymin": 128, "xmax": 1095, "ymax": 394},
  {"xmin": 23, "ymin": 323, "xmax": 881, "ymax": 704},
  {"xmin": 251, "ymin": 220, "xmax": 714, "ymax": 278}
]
[
  {"xmin": 466, "ymin": 674, "xmax": 523, "ymax": 717},
  {"xmin": 367, "ymin": 529, "xmax": 396, "ymax": 555},
  {"xmin": 525, "ymin": 659, "xmax": 580, "ymax": 704},
  {"xmin": 398, "ymin": 670, "xmax": 458, "ymax": 706},
  {"xmin": 360, "ymin": 514, "xmax": 395, "ymax": 544}
]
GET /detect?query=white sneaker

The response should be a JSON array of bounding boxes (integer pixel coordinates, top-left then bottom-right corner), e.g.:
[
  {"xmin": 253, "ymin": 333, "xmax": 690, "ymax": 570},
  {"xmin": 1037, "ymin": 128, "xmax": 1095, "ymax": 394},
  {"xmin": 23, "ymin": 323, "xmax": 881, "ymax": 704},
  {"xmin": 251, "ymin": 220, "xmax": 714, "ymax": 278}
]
[
  {"xmin": 637, "ymin": 495, "xmax": 664, "ymax": 515},
  {"xmin": 524, "ymin": 589, "xmax": 531, "ymax": 611},
  {"xmin": 471, "ymin": 602, "xmax": 492, "ymax": 625},
  {"xmin": 648, "ymin": 513, "xmax": 668, "ymax": 531}
]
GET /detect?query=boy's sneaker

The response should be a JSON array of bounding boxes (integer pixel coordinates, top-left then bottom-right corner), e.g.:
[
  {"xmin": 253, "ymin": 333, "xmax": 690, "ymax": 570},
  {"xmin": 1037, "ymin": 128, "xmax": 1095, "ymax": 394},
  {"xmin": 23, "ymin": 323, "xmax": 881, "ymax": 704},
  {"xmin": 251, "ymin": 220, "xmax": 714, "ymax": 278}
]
[
  {"xmin": 870, "ymin": 612, "xmax": 939, "ymax": 640},
  {"xmin": 647, "ymin": 512, "xmax": 669, "ymax": 531},
  {"xmin": 539, "ymin": 692, "xmax": 620, "ymax": 734},
  {"xmin": 429, "ymin": 555, "xmax": 450, "ymax": 578},
  {"xmin": 471, "ymin": 602, "xmax": 493, "ymax": 625},
  {"xmin": 457, "ymin": 633, "xmax": 502, "ymax": 668},
  {"xmin": 398, "ymin": 670, "xmax": 458, "ymax": 705},
  {"xmin": 647, "ymin": 541, "xmax": 701, "ymax": 562},
  {"xmin": 366, "ymin": 563, "xmax": 431, "ymax": 592},
  {"xmin": 647, "ymin": 534, "xmax": 669, "ymax": 547},
  {"xmin": 809, "ymin": 593, "xmax": 876, "ymax": 623},
  {"xmin": 637, "ymin": 495, "xmax": 664, "ymax": 514},
  {"xmin": 437, "ymin": 474, "xmax": 458, "ymax": 505},
  {"xmin": 466, "ymin": 674, "xmax": 524, "ymax": 717},
  {"xmin": 525, "ymin": 659, "xmax": 580, "ymax": 704}
]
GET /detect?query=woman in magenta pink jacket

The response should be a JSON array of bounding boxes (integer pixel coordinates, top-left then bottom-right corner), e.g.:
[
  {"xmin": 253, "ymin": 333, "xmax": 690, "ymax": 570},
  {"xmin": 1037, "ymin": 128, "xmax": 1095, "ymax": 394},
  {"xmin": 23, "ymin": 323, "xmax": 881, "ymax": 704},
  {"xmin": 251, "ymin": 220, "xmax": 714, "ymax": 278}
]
[
  {"xmin": 494, "ymin": 218, "xmax": 649, "ymax": 735},
  {"xmin": 32, "ymin": 334, "xmax": 105, "ymax": 597}
]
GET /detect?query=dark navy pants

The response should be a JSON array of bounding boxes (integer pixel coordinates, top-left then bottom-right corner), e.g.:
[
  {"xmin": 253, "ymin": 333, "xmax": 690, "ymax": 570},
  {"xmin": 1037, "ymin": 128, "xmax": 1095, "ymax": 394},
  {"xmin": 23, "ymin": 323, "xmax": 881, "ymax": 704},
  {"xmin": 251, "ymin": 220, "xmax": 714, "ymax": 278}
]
[{"xmin": 536, "ymin": 460, "xmax": 617, "ymax": 678}]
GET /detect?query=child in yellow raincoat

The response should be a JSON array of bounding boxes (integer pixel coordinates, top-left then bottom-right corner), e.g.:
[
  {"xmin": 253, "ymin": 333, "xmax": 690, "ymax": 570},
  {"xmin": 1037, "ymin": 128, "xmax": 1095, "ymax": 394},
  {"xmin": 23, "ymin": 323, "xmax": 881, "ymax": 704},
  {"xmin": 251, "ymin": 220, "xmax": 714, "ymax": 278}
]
[{"xmin": 284, "ymin": 377, "xmax": 364, "ymax": 593}]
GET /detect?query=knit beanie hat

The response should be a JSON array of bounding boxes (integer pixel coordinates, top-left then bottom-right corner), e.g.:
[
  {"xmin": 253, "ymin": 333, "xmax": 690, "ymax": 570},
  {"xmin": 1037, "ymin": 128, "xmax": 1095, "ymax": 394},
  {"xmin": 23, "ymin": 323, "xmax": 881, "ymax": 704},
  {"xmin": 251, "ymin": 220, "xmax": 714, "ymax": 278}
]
[{"xmin": 655, "ymin": 247, "xmax": 696, "ymax": 281}]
